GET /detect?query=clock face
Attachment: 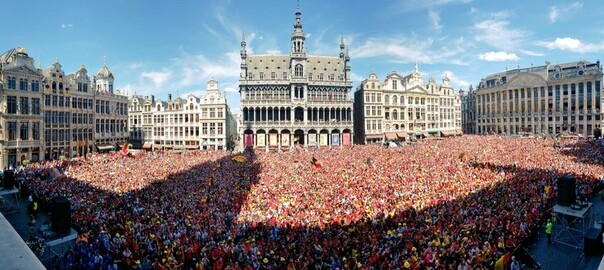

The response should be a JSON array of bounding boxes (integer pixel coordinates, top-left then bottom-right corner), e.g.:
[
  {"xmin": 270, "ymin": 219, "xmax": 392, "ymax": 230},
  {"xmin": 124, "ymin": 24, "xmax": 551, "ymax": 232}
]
[
  {"xmin": 554, "ymin": 73, "xmax": 561, "ymax": 79},
  {"xmin": 578, "ymin": 70, "xmax": 584, "ymax": 76}
]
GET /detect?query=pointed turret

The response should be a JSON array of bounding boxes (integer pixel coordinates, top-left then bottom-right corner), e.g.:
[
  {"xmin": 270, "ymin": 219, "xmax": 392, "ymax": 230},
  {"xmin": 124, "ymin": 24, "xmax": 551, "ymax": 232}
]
[{"xmin": 291, "ymin": 8, "xmax": 306, "ymax": 57}]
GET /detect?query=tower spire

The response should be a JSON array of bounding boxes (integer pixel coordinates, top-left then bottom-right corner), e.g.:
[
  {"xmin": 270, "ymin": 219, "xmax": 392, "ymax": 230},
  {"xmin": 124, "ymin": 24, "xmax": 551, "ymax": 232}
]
[{"xmin": 291, "ymin": 7, "xmax": 306, "ymax": 56}]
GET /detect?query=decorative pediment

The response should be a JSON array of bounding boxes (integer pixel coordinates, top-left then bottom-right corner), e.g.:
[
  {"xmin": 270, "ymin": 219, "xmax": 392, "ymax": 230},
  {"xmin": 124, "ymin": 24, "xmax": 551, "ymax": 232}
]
[
  {"xmin": 506, "ymin": 74, "xmax": 546, "ymax": 89},
  {"xmin": 405, "ymin": 85, "xmax": 429, "ymax": 94},
  {"xmin": 3, "ymin": 65, "xmax": 42, "ymax": 77}
]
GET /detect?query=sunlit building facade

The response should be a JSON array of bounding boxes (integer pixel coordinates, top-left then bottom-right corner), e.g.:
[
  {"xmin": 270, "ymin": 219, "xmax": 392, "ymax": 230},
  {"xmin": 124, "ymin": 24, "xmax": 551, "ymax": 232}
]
[
  {"xmin": 474, "ymin": 61, "xmax": 603, "ymax": 136},
  {"xmin": 0, "ymin": 48, "xmax": 44, "ymax": 168},
  {"xmin": 128, "ymin": 80, "xmax": 237, "ymax": 151},
  {"xmin": 239, "ymin": 9, "xmax": 353, "ymax": 150},
  {"xmin": 354, "ymin": 66, "xmax": 462, "ymax": 144}
]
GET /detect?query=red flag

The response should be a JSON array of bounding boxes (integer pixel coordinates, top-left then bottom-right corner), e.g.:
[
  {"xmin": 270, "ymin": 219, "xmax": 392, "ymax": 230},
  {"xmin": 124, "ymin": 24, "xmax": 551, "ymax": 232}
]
[
  {"xmin": 122, "ymin": 140, "xmax": 129, "ymax": 154},
  {"xmin": 311, "ymin": 156, "xmax": 322, "ymax": 169}
]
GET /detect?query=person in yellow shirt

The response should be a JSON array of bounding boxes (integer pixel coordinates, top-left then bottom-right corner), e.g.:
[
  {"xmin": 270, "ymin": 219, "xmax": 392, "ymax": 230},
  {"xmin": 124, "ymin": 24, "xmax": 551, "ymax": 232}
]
[{"xmin": 545, "ymin": 219, "xmax": 553, "ymax": 244}]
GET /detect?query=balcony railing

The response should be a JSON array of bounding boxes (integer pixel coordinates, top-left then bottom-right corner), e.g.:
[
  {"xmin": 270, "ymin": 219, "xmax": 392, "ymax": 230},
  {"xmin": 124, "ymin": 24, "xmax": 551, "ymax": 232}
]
[{"xmin": 4, "ymin": 140, "xmax": 42, "ymax": 148}]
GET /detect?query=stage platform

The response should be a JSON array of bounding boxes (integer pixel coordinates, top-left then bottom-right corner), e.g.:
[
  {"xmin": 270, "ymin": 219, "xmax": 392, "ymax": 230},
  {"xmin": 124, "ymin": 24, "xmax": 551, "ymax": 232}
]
[
  {"xmin": 0, "ymin": 211, "xmax": 45, "ymax": 269},
  {"xmin": 0, "ymin": 187, "xmax": 20, "ymax": 214}
]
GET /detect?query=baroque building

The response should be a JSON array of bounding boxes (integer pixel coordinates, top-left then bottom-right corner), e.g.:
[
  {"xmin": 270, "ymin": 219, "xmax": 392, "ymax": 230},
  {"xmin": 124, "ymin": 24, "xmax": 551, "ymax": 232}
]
[
  {"xmin": 460, "ymin": 85, "xmax": 477, "ymax": 134},
  {"xmin": 474, "ymin": 61, "xmax": 603, "ymax": 136},
  {"xmin": 239, "ymin": 8, "xmax": 353, "ymax": 149},
  {"xmin": 354, "ymin": 66, "xmax": 462, "ymax": 144},
  {"xmin": 92, "ymin": 64, "xmax": 129, "ymax": 151},
  {"xmin": 0, "ymin": 48, "xmax": 44, "ymax": 167},
  {"xmin": 128, "ymin": 80, "xmax": 237, "ymax": 151}
]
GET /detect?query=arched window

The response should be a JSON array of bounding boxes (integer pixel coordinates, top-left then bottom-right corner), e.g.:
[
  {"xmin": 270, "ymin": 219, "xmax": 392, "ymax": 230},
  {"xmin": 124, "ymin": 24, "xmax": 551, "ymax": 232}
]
[
  {"xmin": 393, "ymin": 96, "xmax": 398, "ymax": 105},
  {"xmin": 392, "ymin": 109, "xmax": 398, "ymax": 120},
  {"xmin": 295, "ymin": 64, "xmax": 303, "ymax": 77},
  {"xmin": 384, "ymin": 95, "xmax": 389, "ymax": 104}
]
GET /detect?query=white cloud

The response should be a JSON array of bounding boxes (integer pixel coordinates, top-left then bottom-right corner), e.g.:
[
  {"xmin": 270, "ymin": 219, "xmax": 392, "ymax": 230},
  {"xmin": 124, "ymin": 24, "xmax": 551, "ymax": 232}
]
[
  {"xmin": 141, "ymin": 71, "xmax": 172, "ymax": 88},
  {"xmin": 429, "ymin": 11, "xmax": 442, "ymax": 31},
  {"xmin": 397, "ymin": 0, "xmax": 473, "ymax": 12},
  {"xmin": 474, "ymin": 18, "xmax": 527, "ymax": 50},
  {"xmin": 518, "ymin": 49, "xmax": 545, "ymax": 57},
  {"xmin": 350, "ymin": 72, "xmax": 365, "ymax": 83},
  {"xmin": 537, "ymin": 37, "xmax": 604, "ymax": 53},
  {"xmin": 549, "ymin": 2, "xmax": 583, "ymax": 23},
  {"xmin": 60, "ymin": 24, "xmax": 73, "ymax": 29},
  {"xmin": 350, "ymin": 35, "xmax": 467, "ymax": 65},
  {"xmin": 478, "ymin": 51, "xmax": 519, "ymax": 61},
  {"xmin": 443, "ymin": 71, "xmax": 471, "ymax": 89},
  {"xmin": 119, "ymin": 49, "xmax": 241, "ymax": 99}
]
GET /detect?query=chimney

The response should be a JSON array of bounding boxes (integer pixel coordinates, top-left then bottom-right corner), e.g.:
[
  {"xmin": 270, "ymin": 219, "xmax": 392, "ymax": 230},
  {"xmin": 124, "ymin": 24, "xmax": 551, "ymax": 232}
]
[
  {"xmin": 151, "ymin": 95, "xmax": 155, "ymax": 104},
  {"xmin": 168, "ymin": 94, "xmax": 172, "ymax": 101}
]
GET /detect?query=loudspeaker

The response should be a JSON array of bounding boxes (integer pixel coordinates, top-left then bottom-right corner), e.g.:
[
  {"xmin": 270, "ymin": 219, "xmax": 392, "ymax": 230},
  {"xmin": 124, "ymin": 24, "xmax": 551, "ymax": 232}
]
[
  {"xmin": 584, "ymin": 228, "xmax": 602, "ymax": 256},
  {"xmin": 51, "ymin": 196, "xmax": 71, "ymax": 234},
  {"xmin": 3, "ymin": 170, "xmax": 14, "ymax": 189},
  {"xmin": 557, "ymin": 175, "xmax": 576, "ymax": 207}
]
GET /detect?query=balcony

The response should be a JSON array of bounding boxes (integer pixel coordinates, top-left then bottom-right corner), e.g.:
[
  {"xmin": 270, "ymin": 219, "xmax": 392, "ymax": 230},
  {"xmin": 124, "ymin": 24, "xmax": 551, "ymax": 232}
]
[{"xmin": 4, "ymin": 140, "xmax": 42, "ymax": 148}]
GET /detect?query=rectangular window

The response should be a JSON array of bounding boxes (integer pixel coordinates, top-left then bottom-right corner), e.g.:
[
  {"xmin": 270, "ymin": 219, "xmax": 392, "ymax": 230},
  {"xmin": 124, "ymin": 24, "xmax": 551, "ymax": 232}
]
[
  {"xmin": 7, "ymin": 77, "xmax": 16, "ymax": 89},
  {"xmin": 59, "ymin": 96, "xmax": 64, "ymax": 107},
  {"xmin": 7, "ymin": 96, "xmax": 17, "ymax": 114},
  {"xmin": 32, "ymin": 122, "xmax": 39, "ymax": 140},
  {"xmin": 20, "ymin": 122, "xmax": 28, "ymax": 140},
  {"xmin": 217, "ymin": 123, "xmax": 223, "ymax": 135},
  {"xmin": 202, "ymin": 123, "xmax": 208, "ymax": 134},
  {"xmin": 19, "ymin": 79, "xmax": 28, "ymax": 90},
  {"xmin": 52, "ymin": 95, "xmax": 58, "ymax": 107},
  {"xmin": 7, "ymin": 122, "xmax": 16, "ymax": 140},
  {"xmin": 392, "ymin": 80, "xmax": 398, "ymax": 90},
  {"xmin": 32, "ymin": 98, "xmax": 40, "ymax": 115},
  {"xmin": 45, "ymin": 95, "xmax": 51, "ymax": 106},
  {"xmin": 19, "ymin": 97, "xmax": 29, "ymax": 114}
]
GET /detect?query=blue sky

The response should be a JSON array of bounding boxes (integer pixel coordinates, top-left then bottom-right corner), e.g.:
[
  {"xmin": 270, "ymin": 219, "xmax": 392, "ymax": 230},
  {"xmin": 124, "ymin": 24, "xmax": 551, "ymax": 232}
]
[{"xmin": 2, "ymin": 0, "xmax": 603, "ymax": 113}]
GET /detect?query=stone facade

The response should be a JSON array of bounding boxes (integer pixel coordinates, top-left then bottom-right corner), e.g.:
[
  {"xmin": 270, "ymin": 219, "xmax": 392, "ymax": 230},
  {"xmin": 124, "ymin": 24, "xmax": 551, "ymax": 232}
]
[
  {"xmin": 0, "ymin": 48, "xmax": 44, "ymax": 168},
  {"xmin": 128, "ymin": 80, "xmax": 237, "ymax": 151},
  {"xmin": 474, "ymin": 61, "xmax": 603, "ymax": 136},
  {"xmin": 354, "ymin": 66, "xmax": 462, "ymax": 144},
  {"xmin": 239, "ymin": 8, "xmax": 353, "ymax": 150}
]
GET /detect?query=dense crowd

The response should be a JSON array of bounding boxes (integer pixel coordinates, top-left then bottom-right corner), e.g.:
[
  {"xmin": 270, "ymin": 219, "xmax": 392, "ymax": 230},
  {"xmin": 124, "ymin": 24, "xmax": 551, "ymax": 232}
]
[{"xmin": 16, "ymin": 135, "xmax": 604, "ymax": 269}]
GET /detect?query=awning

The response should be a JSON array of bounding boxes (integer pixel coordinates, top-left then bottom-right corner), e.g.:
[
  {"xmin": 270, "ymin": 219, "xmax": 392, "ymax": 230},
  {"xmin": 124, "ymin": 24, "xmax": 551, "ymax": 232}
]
[
  {"xmin": 441, "ymin": 130, "xmax": 455, "ymax": 136},
  {"xmin": 185, "ymin": 145, "xmax": 199, "ymax": 149},
  {"xmin": 456, "ymin": 129, "xmax": 463, "ymax": 135},
  {"xmin": 396, "ymin": 131, "xmax": 407, "ymax": 138},
  {"xmin": 422, "ymin": 131, "xmax": 430, "ymax": 137},
  {"xmin": 365, "ymin": 134, "xmax": 383, "ymax": 140},
  {"xmin": 142, "ymin": 143, "xmax": 152, "ymax": 149},
  {"xmin": 98, "ymin": 145, "xmax": 114, "ymax": 151},
  {"xmin": 384, "ymin": 132, "xmax": 397, "ymax": 140},
  {"xmin": 163, "ymin": 145, "xmax": 173, "ymax": 149}
]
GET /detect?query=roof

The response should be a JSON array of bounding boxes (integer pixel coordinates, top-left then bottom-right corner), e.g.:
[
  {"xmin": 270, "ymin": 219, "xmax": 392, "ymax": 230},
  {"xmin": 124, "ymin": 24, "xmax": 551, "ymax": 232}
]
[{"xmin": 96, "ymin": 64, "xmax": 114, "ymax": 78}]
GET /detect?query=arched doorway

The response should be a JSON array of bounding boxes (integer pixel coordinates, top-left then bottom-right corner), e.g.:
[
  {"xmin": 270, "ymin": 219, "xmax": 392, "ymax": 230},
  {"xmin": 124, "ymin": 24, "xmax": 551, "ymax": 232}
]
[
  {"xmin": 342, "ymin": 129, "xmax": 352, "ymax": 146},
  {"xmin": 308, "ymin": 129, "xmax": 318, "ymax": 146},
  {"xmin": 268, "ymin": 129, "xmax": 279, "ymax": 148},
  {"xmin": 244, "ymin": 129, "xmax": 254, "ymax": 148},
  {"xmin": 281, "ymin": 129, "xmax": 291, "ymax": 148},
  {"xmin": 319, "ymin": 129, "xmax": 329, "ymax": 146},
  {"xmin": 294, "ymin": 129, "xmax": 305, "ymax": 145},
  {"xmin": 256, "ymin": 129, "xmax": 266, "ymax": 148},
  {"xmin": 331, "ymin": 129, "xmax": 341, "ymax": 146}
]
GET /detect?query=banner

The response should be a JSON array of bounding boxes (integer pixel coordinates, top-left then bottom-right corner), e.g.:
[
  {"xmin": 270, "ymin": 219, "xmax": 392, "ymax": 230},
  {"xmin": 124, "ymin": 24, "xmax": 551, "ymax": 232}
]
[
  {"xmin": 331, "ymin": 133, "xmax": 340, "ymax": 146},
  {"xmin": 269, "ymin": 133, "xmax": 278, "ymax": 146},
  {"xmin": 342, "ymin": 133, "xmax": 351, "ymax": 146},
  {"xmin": 281, "ymin": 134, "xmax": 290, "ymax": 146},
  {"xmin": 308, "ymin": 134, "xmax": 317, "ymax": 145},
  {"xmin": 244, "ymin": 134, "xmax": 254, "ymax": 147},
  {"xmin": 257, "ymin": 134, "xmax": 266, "ymax": 147},
  {"xmin": 320, "ymin": 134, "xmax": 328, "ymax": 146}
]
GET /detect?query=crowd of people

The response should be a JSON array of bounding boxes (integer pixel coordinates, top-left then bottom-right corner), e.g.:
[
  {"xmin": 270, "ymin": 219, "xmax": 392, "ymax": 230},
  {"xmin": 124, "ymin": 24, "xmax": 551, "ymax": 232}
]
[{"xmin": 16, "ymin": 135, "xmax": 604, "ymax": 269}]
